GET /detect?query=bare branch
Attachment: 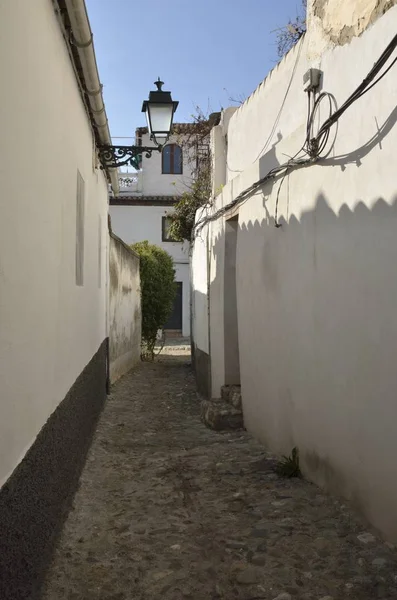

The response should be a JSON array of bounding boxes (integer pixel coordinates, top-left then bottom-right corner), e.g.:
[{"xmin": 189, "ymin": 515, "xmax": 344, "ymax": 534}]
[{"xmin": 274, "ymin": 0, "xmax": 307, "ymax": 58}]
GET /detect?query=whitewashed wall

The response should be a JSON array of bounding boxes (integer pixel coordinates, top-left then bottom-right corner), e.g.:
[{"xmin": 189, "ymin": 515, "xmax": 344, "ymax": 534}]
[
  {"xmin": 139, "ymin": 132, "xmax": 194, "ymax": 197},
  {"xmin": 192, "ymin": 5, "xmax": 397, "ymax": 539},
  {"xmin": 109, "ymin": 234, "xmax": 141, "ymax": 382},
  {"xmin": 109, "ymin": 204, "xmax": 189, "ymax": 262},
  {"xmin": 191, "ymin": 215, "xmax": 209, "ymax": 356},
  {"xmin": 0, "ymin": 0, "xmax": 109, "ymax": 487},
  {"xmin": 110, "ymin": 204, "xmax": 190, "ymax": 336}
]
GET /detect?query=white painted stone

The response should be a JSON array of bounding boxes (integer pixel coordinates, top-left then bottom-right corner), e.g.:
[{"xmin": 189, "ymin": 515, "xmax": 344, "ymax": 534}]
[
  {"xmin": 372, "ymin": 557, "xmax": 387, "ymax": 567},
  {"xmin": 357, "ymin": 533, "xmax": 376, "ymax": 544}
]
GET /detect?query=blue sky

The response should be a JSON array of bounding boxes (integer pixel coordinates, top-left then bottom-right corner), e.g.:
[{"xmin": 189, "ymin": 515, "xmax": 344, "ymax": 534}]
[{"xmin": 85, "ymin": 0, "xmax": 304, "ymax": 142}]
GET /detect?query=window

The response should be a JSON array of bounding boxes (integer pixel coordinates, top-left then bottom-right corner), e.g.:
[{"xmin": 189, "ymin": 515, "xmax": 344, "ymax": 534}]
[
  {"xmin": 75, "ymin": 170, "xmax": 85, "ymax": 286},
  {"xmin": 162, "ymin": 144, "xmax": 182, "ymax": 174},
  {"xmin": 162, "ymin": 216, "xmax": 178, "ymax": 242}
]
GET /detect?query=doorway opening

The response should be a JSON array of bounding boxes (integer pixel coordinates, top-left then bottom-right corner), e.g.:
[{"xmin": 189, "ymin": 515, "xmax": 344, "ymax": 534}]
[
  {"xmin": 224, "ymin": 216, "xmax": 240, "ymax": 385},
  {"xmin": 164, "ymin": 281, "xmax": 183, "ymax": 335}
]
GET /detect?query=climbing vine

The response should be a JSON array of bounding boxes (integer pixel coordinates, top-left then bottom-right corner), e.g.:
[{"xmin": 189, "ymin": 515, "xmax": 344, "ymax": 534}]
[
  {"xmin": 131, "ymin": 241, "xmax": 176, "ymax": 360},
  {"xmin": 167, "ymin": 110, "xmax": 219, "ymax": 242}
]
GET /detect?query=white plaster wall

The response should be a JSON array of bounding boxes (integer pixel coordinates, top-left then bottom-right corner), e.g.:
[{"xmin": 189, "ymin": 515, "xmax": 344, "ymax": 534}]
[
  {"xmin": 195, "ymin": 6, "xmax": 397, "ymax": 539},
  {"xmin": 226, "ymin": 39, "xmax": 308, "ymax": 180},
  {"xmin": 109, "ymin": 234, "xmax": 141, "ymax": 382},
  {"xmin": 110, "ymin": 205, "xmax": 190, "ymax": 336},
  {"xmin": 0, "ymin": 0, "xmax": 109, "ymax": 487},
  {"xmin": 208, "ymin": 210, "xmax": 226, "ymax": 398},
  {"xmin": 174, "ymin": 263, "xmax": 190, "ymax": 337},
  {"xmin": 109, "ymin": 205, "xmax": 189, "ymax": 262},
  {"xmin": 139, "ymin": 132, "xmax": 195, "ymax": 197},
  {"xmin": 191, "ymin": 218, "xmax": 209, "ymax": 354}
]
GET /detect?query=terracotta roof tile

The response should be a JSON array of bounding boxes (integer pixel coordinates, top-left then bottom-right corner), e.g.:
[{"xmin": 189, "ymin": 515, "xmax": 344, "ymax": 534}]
[{"xmin": 110, "ymin": 196, "xmax": 179, "ymax": 206}]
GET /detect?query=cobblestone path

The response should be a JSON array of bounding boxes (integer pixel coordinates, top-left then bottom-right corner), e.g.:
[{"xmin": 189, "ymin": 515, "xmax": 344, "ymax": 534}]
[{"xmin": 43, "ymin": 345, "xmax": 397, "ymax": 600}]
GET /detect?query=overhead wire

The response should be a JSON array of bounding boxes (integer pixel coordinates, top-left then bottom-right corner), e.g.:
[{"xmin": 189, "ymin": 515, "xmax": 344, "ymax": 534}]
[
  {"xmin": 253, "ymin": 39, "xmax": 304, "ymax": 163},
  {"xmin": 274, "ymin": 91, "xmax": 314, "ymax": 226},
  {"xmin": 312, "ymin": 33, "xmax": 397, "ymax": 148},
  {"xmin": 226, "ymin": 38, "xmax": 304, "ymax": 175},
  {"xmin": 193, "ymin": 33, "xmax": 397, "ymax": 236}
]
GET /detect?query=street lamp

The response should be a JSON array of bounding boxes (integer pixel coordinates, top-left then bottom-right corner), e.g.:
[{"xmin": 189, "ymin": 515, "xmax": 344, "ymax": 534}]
[
  {"xmin": 142, "ymin": 78, "xmax": 179, "ymax": 147},
  {"xmin": 98, "ymin": 78, "xmax": 178, "ymax": 170}
]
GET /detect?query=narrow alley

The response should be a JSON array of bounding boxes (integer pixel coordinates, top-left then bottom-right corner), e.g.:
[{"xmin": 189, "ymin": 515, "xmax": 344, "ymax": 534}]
[{"xmin": 41, "ymin": 342, "xmax": 397, "ymax": 600}]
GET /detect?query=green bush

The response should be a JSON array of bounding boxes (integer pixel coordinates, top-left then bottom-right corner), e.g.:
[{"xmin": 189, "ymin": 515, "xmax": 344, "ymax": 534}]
[
  {"xmin": 168, "ymin": 167, "xmax": 211, "ymax": 242},
  {"xmin": 275, "ymin": 447, "xmax": 301, "ymax": 478},
  {"xmin": 131, "ymin": 241, "xmax": 176, "ymax": 360}
]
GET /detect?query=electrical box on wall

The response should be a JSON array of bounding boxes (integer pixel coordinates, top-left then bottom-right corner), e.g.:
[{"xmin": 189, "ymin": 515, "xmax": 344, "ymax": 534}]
[{"xmin": 303, "ymin": 68, "xmax": 322, "ymax": 92}]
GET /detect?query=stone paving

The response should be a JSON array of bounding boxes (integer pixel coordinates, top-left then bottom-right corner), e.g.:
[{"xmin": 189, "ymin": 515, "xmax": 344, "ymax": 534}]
[{"xmin": 42, "ymin": 344, "xmax": 397, "ymax": 600}]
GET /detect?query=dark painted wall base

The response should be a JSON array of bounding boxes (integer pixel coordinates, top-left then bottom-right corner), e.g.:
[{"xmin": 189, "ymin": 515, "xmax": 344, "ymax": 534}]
[
  {"xmin": 191, "ymin": 340, "xmax": 196, "ymax": 372},
  {"xmin": 194, "ymin": 345, "xmax": 211, "ymax": 399},
  {"xmin": 0, "ymin": 340, "xmax": 107, "ymax": 600}
]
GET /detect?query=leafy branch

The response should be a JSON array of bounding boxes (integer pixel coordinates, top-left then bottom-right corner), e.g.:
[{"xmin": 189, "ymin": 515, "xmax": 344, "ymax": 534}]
[{"xmin": 168, "ymin": 109, "xmax": 218, "ymax": 242}]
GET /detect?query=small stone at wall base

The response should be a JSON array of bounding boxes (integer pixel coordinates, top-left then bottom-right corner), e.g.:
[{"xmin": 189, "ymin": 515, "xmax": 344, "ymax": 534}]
[
  {"xmin": 200, "ymin": 398, "xmax": 243, "ymax": 431},
  {"xmin": 221, "ymin": 384, "xmax": 242, "ymax": 409},
  {"xmin": 357, "ymin": 532, "xmax": 376, "ymax": 544}
]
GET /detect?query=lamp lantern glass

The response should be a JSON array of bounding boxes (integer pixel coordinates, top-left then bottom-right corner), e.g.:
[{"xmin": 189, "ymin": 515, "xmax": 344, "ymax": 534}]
[{"xmin": 141, "ymin": 78, "xmax": 179, "ymax": 147}]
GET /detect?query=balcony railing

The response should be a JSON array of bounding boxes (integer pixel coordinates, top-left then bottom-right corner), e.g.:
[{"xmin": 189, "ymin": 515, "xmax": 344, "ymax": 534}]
[{"xmin": 118, "ymin": 172, "xmax": 142, "ymax": 194}]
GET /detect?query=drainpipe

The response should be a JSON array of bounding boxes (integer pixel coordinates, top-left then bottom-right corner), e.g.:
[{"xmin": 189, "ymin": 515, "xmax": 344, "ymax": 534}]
[{"xmin": 63, "ymin": 0, "xmax": 119, "ymax": 195}]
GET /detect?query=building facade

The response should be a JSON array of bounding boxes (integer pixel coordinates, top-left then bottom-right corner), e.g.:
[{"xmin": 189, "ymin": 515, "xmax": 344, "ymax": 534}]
[
  {"xmin": 109, "ymin": 126, "xmax": 197, "ymax": 337},
  {"xmin": 0, "ymin": 1, "xmax": 139, "ymax": 598},
  {"xmin": 191, "ymin": 1, "xmax": 397, "ymax": 540}
]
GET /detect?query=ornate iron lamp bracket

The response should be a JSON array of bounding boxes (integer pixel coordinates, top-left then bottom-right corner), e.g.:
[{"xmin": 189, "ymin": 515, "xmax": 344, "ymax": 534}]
[{"xmin": 98, "ymin": 145, "xmax": 161, "ymax": 169}]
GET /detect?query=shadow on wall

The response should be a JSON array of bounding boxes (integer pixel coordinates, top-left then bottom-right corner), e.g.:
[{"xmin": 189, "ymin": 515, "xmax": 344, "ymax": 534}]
[
  {"xmin": 198, "ymin": 99, "xmax": 397, "ymax": 396},
  {"xmin": 318, "ymin": 104, "xmax": 397, "ymax": 170},
  {"xmin": 205, "ymin": 186, "xmax": 397, "ymax": 539},
  {"xmin": 190, "ymin": 133, "xmax": 287, "ymax": 399},
  {"xmin": 109, "ymin": 233, "xmax": 141, "ymax": 384}
]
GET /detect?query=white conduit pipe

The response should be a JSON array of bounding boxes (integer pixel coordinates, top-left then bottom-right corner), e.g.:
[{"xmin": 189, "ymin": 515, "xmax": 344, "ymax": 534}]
[{"xmin": 64, "ymin": 0, "xmax": 119, "ymax": 195}]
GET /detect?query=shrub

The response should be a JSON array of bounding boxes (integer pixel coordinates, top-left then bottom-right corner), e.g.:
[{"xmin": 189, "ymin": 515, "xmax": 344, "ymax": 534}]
[
  {"xmin": 131, "ymin": 241, "xmax": 176, "ymax": 360},
  {"xmin": 168, "ymin": 174, "xmax": 211, "ymax": 242},
  {"xmin": 275, "ymin": 447, "xmax": 301, "ymax": 478},
  {"xmin": 167, "ymin": 110, "xmax": 215, "ymax": 242}
]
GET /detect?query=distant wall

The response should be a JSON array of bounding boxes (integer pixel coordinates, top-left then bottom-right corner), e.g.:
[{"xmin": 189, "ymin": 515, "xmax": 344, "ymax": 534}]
[
  {"xmin": 109, "ymin": 204, "xmax": 189, "ymax": 263},
  {"xmin": 110, "ymin": 204, "xmax": 191, "ymax": 337},
  {"xmin": 109, "ymin": 233, "xmax": 141, "ymax": 382},
  {"xmin": 139, "ymin": 132, "xmax": 195, "ymax": 197}
]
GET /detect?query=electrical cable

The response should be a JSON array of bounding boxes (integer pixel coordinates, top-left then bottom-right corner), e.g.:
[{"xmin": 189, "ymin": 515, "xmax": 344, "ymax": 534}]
[
  {"xmin": 253, "ymin": 39, "xmax": 304, "ymax": 163},
  {"xmin": 226, "ymin": 38, "xmax": 304, "ymax": 174},
  {"xmin": 274, "ymin": 91, "xmax": 314, "ymax": 226},
  {"xmin": 193, "ymin": 34, "xmax": 397, "ymax": 237},
  {"xmin": 313, "ymin": 34, "xmax": 397, "ymax": 146},
  {"xmin": 354, "ymin": 55, "xmax": 397, "ymax": 99},
  {"xmin": 305, "ymin": 91, "xmax": 334, "ymax": 158}
]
